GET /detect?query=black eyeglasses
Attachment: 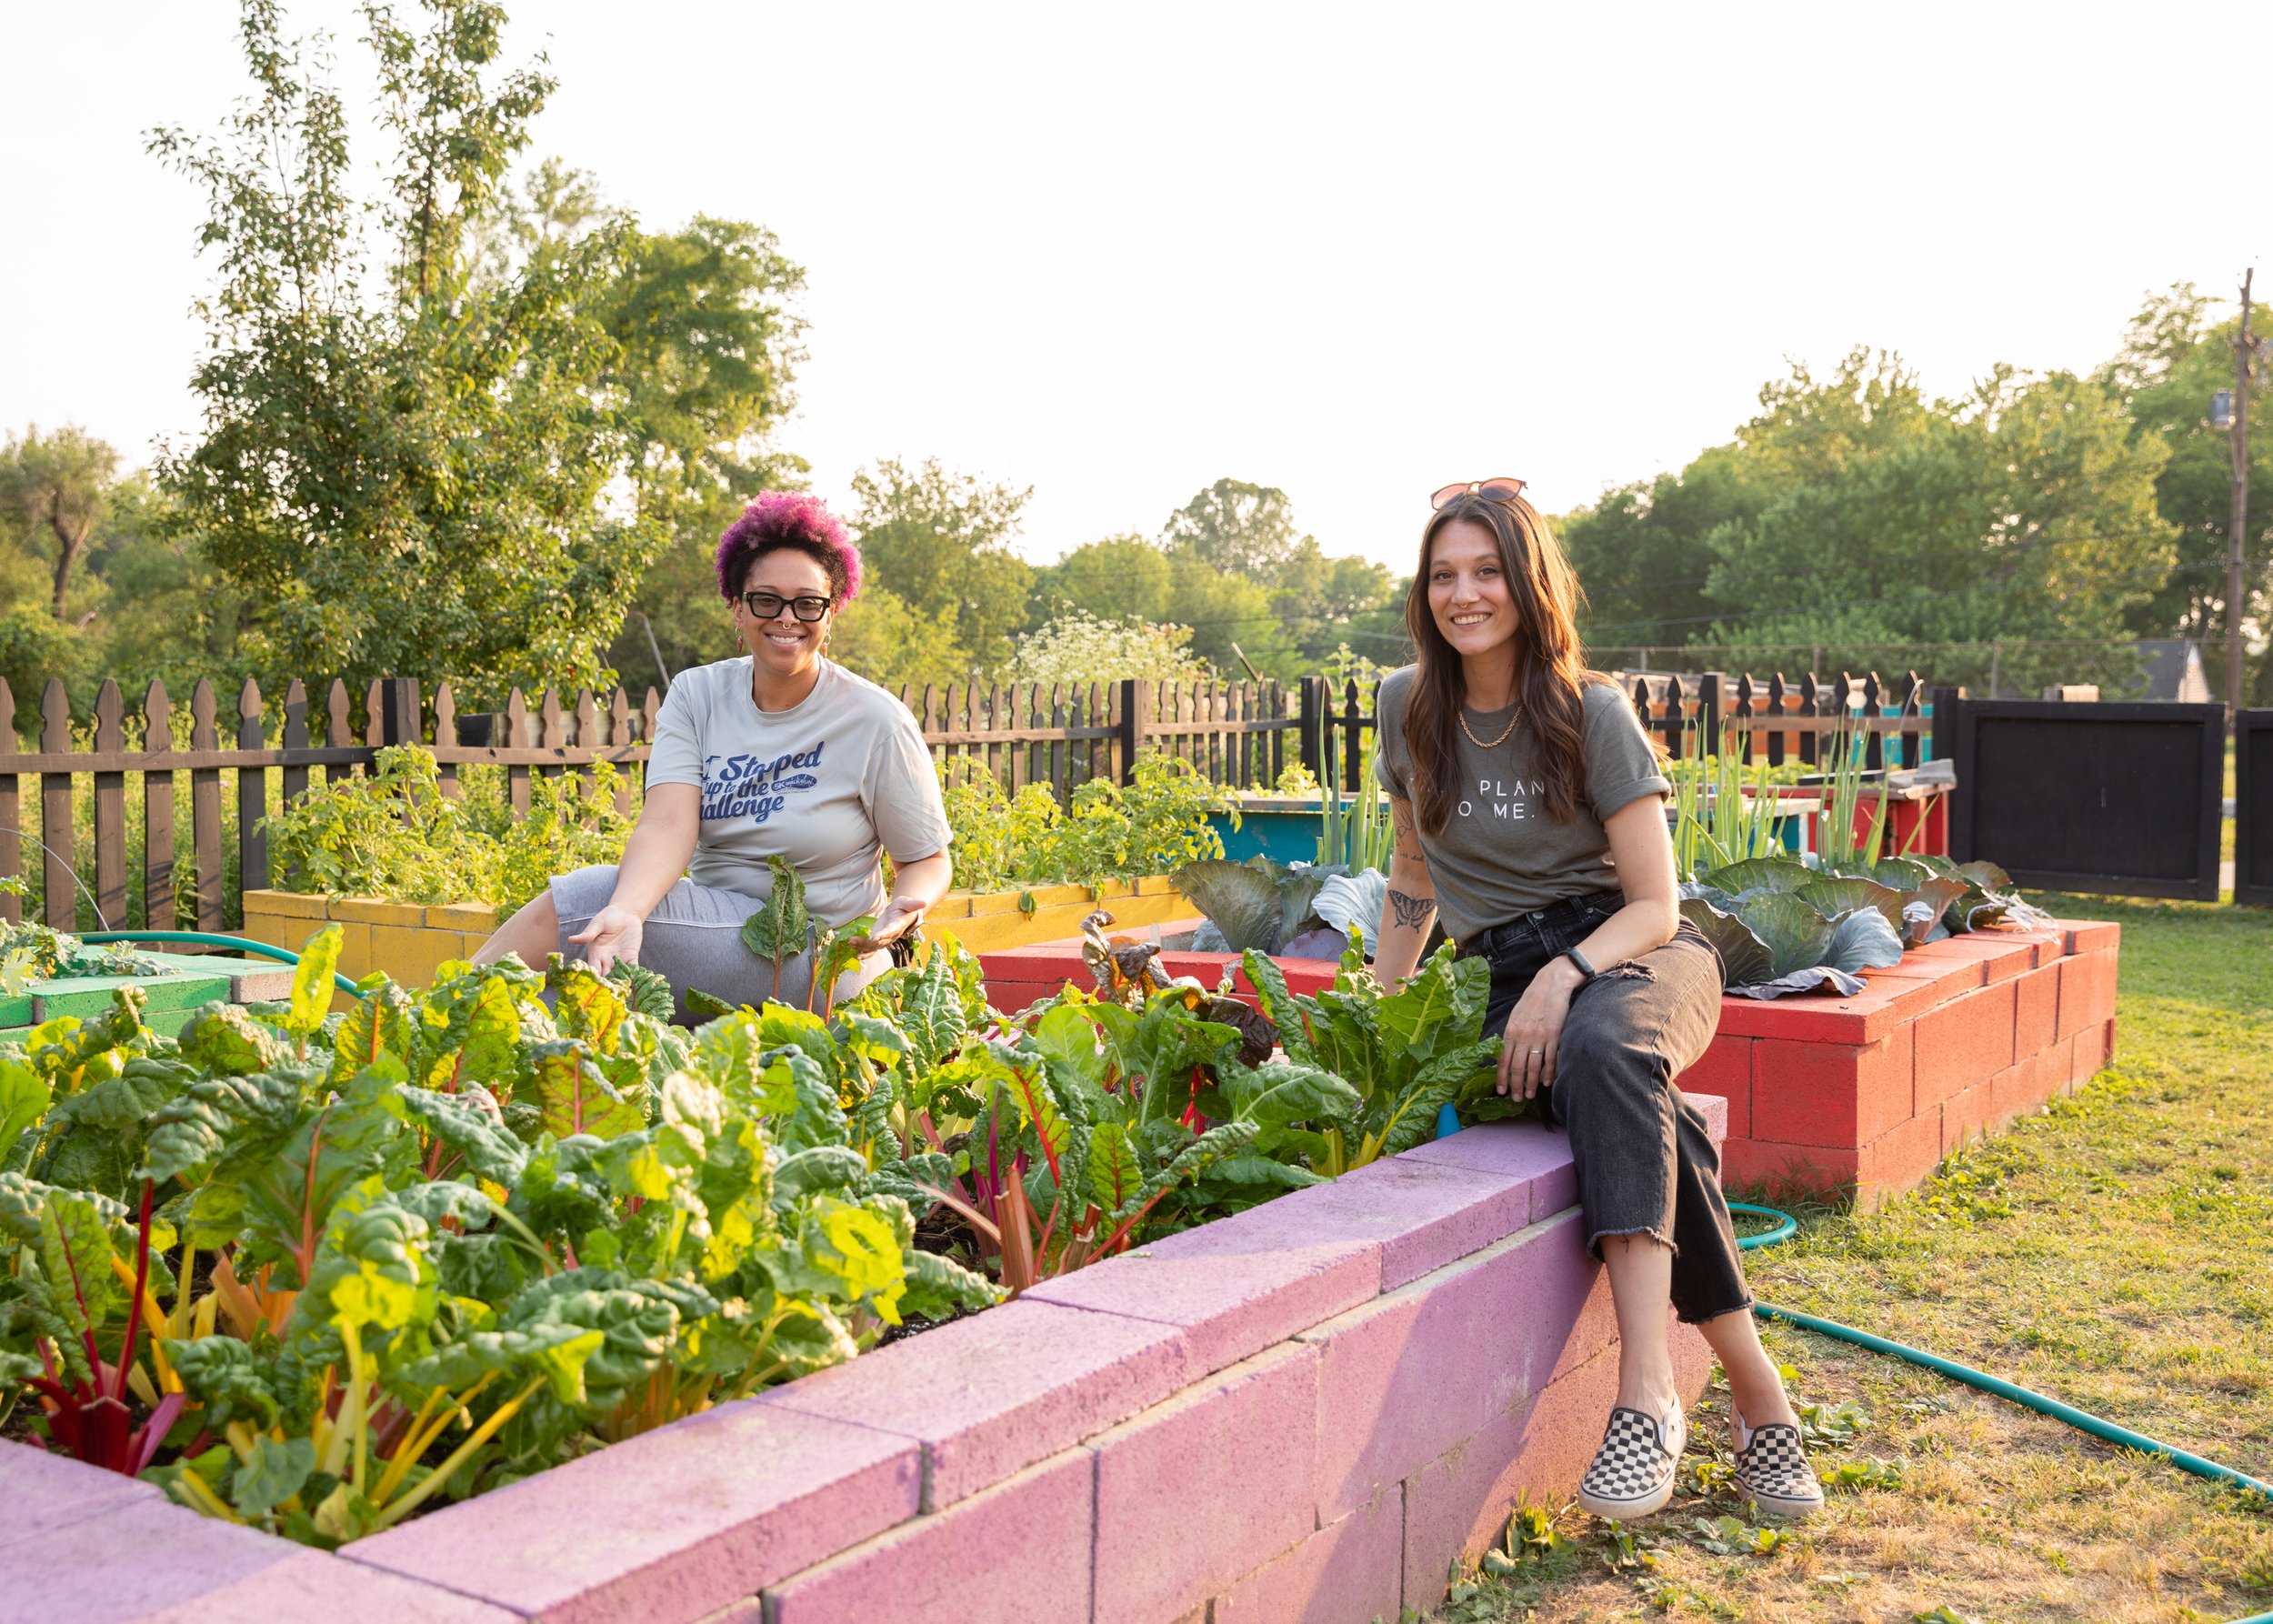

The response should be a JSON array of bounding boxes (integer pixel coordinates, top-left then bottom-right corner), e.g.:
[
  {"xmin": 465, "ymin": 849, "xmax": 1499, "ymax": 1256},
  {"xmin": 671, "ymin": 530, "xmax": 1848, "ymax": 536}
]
[{"xmin": 740, "ymin": 590, "xmax": 833, "ymax": 622}]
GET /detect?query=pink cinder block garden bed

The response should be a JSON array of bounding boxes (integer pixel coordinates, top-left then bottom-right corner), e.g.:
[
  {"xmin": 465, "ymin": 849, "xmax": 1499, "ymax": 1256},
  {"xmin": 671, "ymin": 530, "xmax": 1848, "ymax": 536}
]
[{"xmin": 0, "ymin": 1108, "xmax": 1723, "ymax": 1624}]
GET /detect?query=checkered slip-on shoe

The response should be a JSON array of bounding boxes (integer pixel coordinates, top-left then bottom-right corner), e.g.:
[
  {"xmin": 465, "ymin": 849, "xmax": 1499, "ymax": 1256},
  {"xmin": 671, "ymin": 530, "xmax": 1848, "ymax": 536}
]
[
  {"xmin": 1730, "ymin": 1409, "xmax": 1825, "ymax": 1518},
  {"xmin": 1575, "ymin": 1402, "xmax": 1686, "ymax": 1520}
]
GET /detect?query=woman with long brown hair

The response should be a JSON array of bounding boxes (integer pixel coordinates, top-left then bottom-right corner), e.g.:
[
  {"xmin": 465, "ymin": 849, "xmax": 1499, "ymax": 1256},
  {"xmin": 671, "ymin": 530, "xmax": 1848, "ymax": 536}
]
[{"xmin": 1371, "ymin": 480, "xmax": 1824, "ymax": 1522}]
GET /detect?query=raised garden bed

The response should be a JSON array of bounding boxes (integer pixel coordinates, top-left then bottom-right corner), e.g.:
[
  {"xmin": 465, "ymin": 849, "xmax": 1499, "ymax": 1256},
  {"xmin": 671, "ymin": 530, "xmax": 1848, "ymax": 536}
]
[
  {"xmin": 0, "ymin": 951, "xmax": 296, "ymax": 1042},
  {"xmin": 982, "ymin": 919, "xmax": 2118, "ymax": 1212},
  {"xmin": 241, "ymin": 877, "xmax": 1202, "ymax": 986},
  {"xmin": 0, "ymin": 1104, "xmax": 1725, "ymax": 1624},
  {"xmin": 1689, "ymin": 919, "xmax": 2118, "ymax": 1207}
]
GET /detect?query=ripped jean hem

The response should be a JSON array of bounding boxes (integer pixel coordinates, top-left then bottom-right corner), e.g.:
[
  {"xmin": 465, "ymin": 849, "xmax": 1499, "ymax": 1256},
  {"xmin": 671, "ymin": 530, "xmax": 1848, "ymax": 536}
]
[{"xmin": 1586, "ymin": 1222, "xmax": 1677, "ymax": 1264}]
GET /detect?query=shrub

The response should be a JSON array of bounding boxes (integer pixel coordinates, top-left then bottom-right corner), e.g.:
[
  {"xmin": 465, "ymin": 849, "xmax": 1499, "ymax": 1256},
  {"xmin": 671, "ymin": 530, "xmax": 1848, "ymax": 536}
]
[{"xmin": 260, "ymin": 747, "xmax": 639, "ymax": 914}]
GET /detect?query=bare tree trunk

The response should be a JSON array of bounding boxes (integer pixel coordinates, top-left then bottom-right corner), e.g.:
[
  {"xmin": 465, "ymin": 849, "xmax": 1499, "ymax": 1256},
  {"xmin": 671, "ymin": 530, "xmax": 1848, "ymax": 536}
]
[{"xmin": 45, "ymin": 497, "xmax": 88, "ymax": 621}]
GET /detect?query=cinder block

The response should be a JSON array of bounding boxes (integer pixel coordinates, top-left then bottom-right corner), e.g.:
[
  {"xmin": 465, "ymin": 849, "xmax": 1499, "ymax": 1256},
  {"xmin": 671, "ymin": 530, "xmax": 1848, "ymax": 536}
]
[
  {"xmin": 241, "ymin": 887, "xmax": 328, "ymax": 919},
  {"xmin": 366, "ymin": 923, "xmax": 469, "ymax": 990},
  {"xmin": 1855, "ymin": 1109, "xmax": 1948, "ymax": 1208},
  {"xmin": 0, "ymin": 1491, "xmax": 299, "ymax": 1620},
  {"xmin": 2057, "ymin": 950, "xmax": 2118, "ymax": 1040},
  {"xmin": 1299, "ymin": 1210, "xmax": 1608, "ymax": 1525},
  {"xmin": 327, "ymin": 896, "xmax": 428, "ymax": 927},
  {"xmin": 1911, "ymin": 979, "xmax": 2018, "ymax": 1111},
  {"xmin": 762, "ymin": 1299, "xmax": 1190, "ymax": 1511},
  {"xmin": 1877, "ymin": 939, "xmax": 1989, "ymax": 992},
  {"xmin": 1939, "ymin": 1076, "xmax": 1998, "ymax": 1157},
  {"xmin": 139, "ymin": 1549, "xmax": 522, "ymax": 1623},
  {"xmin": 1718, "ymin": 1138, "xmax": 1858, "ymax": 1201},
  {"xmin": 1090, "ymin": 1340, "xmax": 1319, "ymax": 1624},
  {"xmin": 1399, "ymin": 1342, "xmax": 1630, "ymax": 1609},
  {"xmin": 2071, "ymin": 1018, "xmax": 2113, "ymax": 1085},
  {"xmin": 1389, "ymin": 1118, "xmax": 1577, "ymax": 1223},
  {"xmin": 1908, "ymin": 933, "xmax": 2036, "ymax": 984},
  {"xmin": 0, "ymin": 1443, "xmax": 161, "ymax": 1556},
  {"xmin": 1749, "ymin": 1026, "xmax": 1914, "ymax": 1148},
  {"xmin": 764, "ymin": 1447, "xmax": 1091, "ymax": 1624},
  {"xmin": 2001, "ymin": 927, "xmax": 2068, "ymax": 969},
  {"xmin": 346, "ymin": 1398, "xmax": 920, "ymax": 1621},
  {"xmin": 2012, "ymin": 964, "xmax": 2059, "ymax": 1059},
  {"xmin": 426, "ymin": 901, "xmax": 500, "ymax": 932},
  {"xmin": 1210, "ymin": 1486, "xmax": 1403, "ymax": 1624},
  {"xmin": 2061, "ymin": 919, "xmax": 2120, "ymax": 955},
  {"xmin": 1674, "ymin": 1034, "xmax": 1751, "ymax": 1140},
  {"xmin": 1988, "ymin": 1048, "xmax": 2053, "ymax": 1126},
  {"xmin": 1024, "ymin": 1197, "xmax": 1380, "ymax": 1379},
  {"xmin": 1257, "ymin": 1151, "xmax": 1531, "ymax": 1291}
]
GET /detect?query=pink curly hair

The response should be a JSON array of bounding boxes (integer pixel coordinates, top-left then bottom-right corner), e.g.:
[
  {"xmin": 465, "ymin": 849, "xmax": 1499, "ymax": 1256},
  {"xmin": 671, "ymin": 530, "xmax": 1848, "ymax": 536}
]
[{"xmin": 715, "ymin": 491, "xmax": 863, "ymax": 606}]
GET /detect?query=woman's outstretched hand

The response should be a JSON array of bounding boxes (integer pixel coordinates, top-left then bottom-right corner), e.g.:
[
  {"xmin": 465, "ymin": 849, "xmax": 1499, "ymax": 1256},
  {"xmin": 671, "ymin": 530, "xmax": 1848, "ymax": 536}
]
[
  {"xmin": 865, "ymin": 895, "xmax": 929, "ymax": 947},
  {"xmin": 1497, "ymin": 959, "xmax": 1584, "ymax": 1099},
  {"xmin": 568, "ymin": 904, "xmax": 645, "ymax": 977}
]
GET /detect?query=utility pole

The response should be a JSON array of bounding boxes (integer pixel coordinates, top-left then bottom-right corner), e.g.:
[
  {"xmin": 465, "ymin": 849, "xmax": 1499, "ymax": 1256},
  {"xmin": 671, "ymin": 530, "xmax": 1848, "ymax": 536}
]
[{"xmin": 2230, "ymin": 267, "xmax": 2254, "ymax": 720}]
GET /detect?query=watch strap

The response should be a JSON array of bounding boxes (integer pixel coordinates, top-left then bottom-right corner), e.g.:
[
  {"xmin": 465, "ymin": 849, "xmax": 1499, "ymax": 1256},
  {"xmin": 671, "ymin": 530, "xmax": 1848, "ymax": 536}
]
[{"xmin": 1563, "ymin": 947, "xmax": 1598, "ymax": 982}]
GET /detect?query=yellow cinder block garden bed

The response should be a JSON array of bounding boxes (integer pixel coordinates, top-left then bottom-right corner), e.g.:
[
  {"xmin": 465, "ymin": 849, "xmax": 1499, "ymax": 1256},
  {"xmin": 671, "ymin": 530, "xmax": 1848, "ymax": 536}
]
[{"xmin": 241, "ymin": 875, "xmax": 1198, "ymax": 982}]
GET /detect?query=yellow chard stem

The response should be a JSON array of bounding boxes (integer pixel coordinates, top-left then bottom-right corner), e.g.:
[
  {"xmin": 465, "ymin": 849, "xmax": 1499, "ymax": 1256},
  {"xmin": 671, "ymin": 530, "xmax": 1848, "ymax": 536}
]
[
  {"xmin": 370, "ymin": 1377, "xmax": 546, "ymax": 1531},
  {"xmin": 174, "ymin": 1466, "xmax": 246, "ymax": 1525},
  {"xmin": 375, "ymin": 1373, "xmax": 497, "ymax": 1507},
  {"xmin": 106, "ymin": 1254, "xmax": 182, "ymax": 1393}
]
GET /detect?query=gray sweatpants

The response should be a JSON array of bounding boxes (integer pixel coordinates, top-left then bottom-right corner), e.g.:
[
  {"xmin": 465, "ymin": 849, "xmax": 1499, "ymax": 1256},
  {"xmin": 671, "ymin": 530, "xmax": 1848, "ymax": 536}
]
[{"xmin": 549, "ymin": 864, "xmax": 889, "ymax": 1024}]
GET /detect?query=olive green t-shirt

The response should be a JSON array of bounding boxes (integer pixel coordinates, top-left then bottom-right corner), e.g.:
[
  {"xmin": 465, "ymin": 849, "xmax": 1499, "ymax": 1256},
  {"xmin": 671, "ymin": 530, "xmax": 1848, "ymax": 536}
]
[{"xmin": 1374, "ymin": 668, "xmax": 1670, "ymax": 947}]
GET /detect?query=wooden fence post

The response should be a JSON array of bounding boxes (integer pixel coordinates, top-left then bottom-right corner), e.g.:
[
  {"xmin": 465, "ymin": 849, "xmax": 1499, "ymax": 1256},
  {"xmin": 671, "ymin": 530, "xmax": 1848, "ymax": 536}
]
[
  {"xmin": 189, "ymin": 679, "xmax": 223, "ymax": 932},
  {"xmin": 238, "ymin": 679, "xmax": 268, "ymax": 897},
  {"xmin": 1116, "ymin": 678, "xmax": 1147, "ymax": 784},
  {"xmin": 143, "ymin": 683, "xmax": 174, "ymax": 930},
  {"xmin": 0, "ymin": 680, "xmax": 18, "ymax": 926},
  {"xmin": 40, "ymin": 680, "xmax": 75, "ymax": 929},
  {"xmin": 1699, "ymin": 672, "xmax": 1724, "ymax": 760},
  {"xmin": 94, "ymin": 680, "xmax": 125, "ymax": 929}
]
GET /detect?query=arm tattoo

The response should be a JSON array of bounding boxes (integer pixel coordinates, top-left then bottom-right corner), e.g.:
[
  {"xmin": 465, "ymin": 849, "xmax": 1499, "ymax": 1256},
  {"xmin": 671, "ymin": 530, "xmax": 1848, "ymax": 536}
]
[
  {"xmin": 1389, "ymin": 797, "xmax": 1424, "ymax": 862},
  {"xmin": 1388, "ymin": 889, "xmax": 1436, "ymax": 931}
]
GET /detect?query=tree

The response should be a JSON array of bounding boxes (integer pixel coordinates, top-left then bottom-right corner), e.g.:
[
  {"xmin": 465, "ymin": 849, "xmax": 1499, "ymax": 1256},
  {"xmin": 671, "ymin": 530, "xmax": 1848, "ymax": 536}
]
[
  {"xmin": 1700, "ymin": 355, "xmax": 2176, "ymax": 695},
  {"xmin": 151, "ymin": 0, "xmax": 665, "ymax": 704},
  {"xmin": 827, "ymin": 586, "xmax": 966, "ymax": 692},
  {"xmin": 1558, "ymin": 445, "xmax": 1765, "ymax": 652},
  {"xmin": 0, "ymin": 426, "xmax": 118, "ymax": 621},
  {"xmin": 849, "ymin": 457, "xmax": 1033, "ymax": 674},
  {"xmin": 2095, "ymin": 283, "xmax": 2273, "ymax": 701},
  {"xmin": 1029, "ymin": 535, "xmax": 1173, "ymax": 625},
  {"xmin": 1161, "ymin": 478, "xmax": 1307, "ymax": 581}
]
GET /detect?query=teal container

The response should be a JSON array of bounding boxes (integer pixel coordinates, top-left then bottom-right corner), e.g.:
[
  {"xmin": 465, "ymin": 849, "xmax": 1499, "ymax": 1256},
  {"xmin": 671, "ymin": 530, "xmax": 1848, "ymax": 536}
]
[{"xmin": 1209, "ymin": 797, "xmax": 1327, "ymax": 865}]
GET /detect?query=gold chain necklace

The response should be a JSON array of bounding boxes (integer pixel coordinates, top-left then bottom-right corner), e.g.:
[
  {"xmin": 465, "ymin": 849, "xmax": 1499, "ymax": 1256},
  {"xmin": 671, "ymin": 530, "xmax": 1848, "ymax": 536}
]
[{"xmin": 1459, "ymin": 700, "xmax": 1520, "ymax": 749}]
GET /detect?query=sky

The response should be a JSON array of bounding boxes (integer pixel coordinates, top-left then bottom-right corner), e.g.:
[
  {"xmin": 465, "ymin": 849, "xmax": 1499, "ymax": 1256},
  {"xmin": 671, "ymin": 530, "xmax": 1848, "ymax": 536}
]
[{"xmin": 5, "ymin": 2, "xmax": 2267, "ymax": 574}]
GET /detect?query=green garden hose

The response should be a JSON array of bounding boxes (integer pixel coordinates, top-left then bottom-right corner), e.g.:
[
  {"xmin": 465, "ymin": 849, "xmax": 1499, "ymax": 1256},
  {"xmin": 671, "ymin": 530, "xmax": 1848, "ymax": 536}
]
[
  {"xmin": 1727, "ymin": 1200, "xmax": 2273, "ymax": 1524},
  {"xmin": 80, "ymin": 930, "xmax": 364, "ymax": 997}
]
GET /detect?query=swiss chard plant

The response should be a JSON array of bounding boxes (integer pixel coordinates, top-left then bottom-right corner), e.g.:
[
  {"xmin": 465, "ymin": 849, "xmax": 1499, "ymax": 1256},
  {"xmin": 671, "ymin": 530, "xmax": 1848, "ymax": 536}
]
[
  {"xmin": 1239, "ymin": 936, "xmax": 1504, "ymax": 1172},
  {"xmin": 0, "ymin": 925, "xmax": 998, "ymax": 1547}
]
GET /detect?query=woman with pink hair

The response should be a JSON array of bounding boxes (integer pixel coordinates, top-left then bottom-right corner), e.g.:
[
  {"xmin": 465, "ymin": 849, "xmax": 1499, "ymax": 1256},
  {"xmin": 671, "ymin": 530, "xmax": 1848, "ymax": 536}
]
[{"xmin": 476, "ymin": 493, "xmax": 954, "ymax": 1017}]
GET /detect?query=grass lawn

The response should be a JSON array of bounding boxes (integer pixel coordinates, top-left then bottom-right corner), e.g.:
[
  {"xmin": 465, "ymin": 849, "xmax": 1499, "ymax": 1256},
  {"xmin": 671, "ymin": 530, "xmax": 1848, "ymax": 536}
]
[{"xmin": 1430, "ymin": 893, "xmax": 2273, "ymax": 1624}]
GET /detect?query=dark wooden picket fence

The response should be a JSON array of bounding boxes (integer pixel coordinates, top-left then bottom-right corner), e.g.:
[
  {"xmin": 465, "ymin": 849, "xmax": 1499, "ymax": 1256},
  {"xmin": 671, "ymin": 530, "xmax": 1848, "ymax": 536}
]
[
  {"xmin": 1305, "ymin": 668, "xmax": 1939, "ymax": 790},
  {"xmin": 0, "ymin": 666, "xmax": 1938, "ymax": 933},
  {"xmin": 0, "ymin": 672, "xmax": 1392, "ymax": 932}
]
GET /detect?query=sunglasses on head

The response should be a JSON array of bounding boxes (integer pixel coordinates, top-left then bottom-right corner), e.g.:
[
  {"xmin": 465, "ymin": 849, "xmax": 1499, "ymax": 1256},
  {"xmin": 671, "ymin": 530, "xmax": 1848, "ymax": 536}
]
[
  {"xmin": 739, "ymin": 589, "xmax": 833, "ymax": 623},
  {"xmin": 1430, "ymin": 476, "xmax": 1527, "ymax": 510}
]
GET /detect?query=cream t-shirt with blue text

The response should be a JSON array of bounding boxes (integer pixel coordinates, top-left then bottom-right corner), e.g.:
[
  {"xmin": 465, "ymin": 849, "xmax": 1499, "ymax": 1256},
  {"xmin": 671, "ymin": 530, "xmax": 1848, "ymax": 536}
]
[{"xmin": 644, "ymin": 657, "xmax": 953, "ymax": 927}]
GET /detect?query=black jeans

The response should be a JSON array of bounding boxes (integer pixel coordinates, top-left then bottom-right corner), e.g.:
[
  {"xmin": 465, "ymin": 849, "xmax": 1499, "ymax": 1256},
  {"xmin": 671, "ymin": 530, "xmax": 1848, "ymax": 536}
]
[{"xmin": 1463, "ymin": 890, "xmax": 1750, "ymax": 1325}]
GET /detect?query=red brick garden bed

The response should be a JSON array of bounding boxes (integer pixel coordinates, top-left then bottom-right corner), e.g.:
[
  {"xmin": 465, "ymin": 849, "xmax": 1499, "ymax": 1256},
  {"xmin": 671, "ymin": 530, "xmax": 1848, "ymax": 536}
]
[
  {"xmin": 1691, "ymin": 920, "xmax": 2118, "ymax": 1207},
  {"xmin": 980, "ymin": 918, "xmax": 2119, "ymax": 1213}
]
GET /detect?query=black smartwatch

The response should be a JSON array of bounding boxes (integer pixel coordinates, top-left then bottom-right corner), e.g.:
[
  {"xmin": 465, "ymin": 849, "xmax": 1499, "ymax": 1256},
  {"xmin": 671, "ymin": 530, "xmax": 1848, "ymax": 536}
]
[{"xmin": 1562, "ymin": 947, "xmax": 1597, "ymax": 984}]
